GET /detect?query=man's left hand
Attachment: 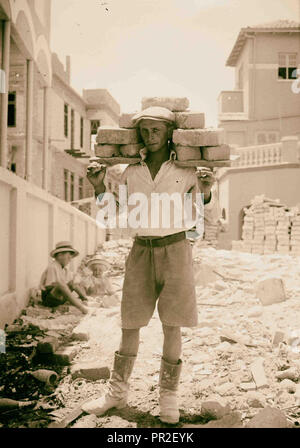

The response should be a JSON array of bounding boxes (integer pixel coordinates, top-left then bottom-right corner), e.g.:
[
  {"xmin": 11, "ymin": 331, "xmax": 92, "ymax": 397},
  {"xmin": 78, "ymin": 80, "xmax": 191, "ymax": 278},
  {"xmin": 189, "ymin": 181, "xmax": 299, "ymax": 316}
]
[{"xmin": 195, "ymin": 168, "xmax": 216, "ymax": 199}]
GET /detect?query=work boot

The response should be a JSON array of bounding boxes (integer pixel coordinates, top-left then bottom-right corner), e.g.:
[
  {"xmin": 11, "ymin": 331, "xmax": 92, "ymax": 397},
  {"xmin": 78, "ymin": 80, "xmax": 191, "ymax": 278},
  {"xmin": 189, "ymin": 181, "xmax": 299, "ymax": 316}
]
[
  {"xmin": 159, "ymin": 358, "xmax": 182, "ymax": 424},
  {"xmin": 82, "ymin": 351, "xmax": 136, "ymax": 416}
]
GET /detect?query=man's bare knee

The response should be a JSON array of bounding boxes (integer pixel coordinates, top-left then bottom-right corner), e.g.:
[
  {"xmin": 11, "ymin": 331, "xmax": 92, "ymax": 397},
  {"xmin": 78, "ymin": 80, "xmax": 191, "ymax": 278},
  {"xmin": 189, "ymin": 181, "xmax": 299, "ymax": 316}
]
[{"xmin": 162, "ymin": 325, "xmax": 181, "ymax": 337}]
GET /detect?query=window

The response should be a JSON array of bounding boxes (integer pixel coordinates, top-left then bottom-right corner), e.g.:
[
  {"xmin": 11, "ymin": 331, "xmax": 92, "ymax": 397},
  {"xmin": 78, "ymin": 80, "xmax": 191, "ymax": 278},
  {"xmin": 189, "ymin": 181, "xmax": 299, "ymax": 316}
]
[
  {"xmin": 80, "ymin": 117, "xmax": 84, "ymax": 148},
  {"xmin": 8, "ymin": 92, "xmax": 16, "ymax": 127},
  {"xmin": 64, "ymin": 169, "xmax": 68, "ymax": 201},
  {"xmin": 71, "ymin": 109, "xmax": 75, "ymax": 149},
  {"xmin": 255, "ymin": 132, "xmax": 279, "ymax": 145},
  {"xmin": 64, "ymin": 103, "xmax": 68, "ymax": 137},
  {"xmin": 278, "ymin": 53, "xmax": 297, "ymax": 80},
  {"xmin": 70, "ymin": 172, "xmax": 74, "ymax": 202},
  {"xmin": 91, "ymin": 120, "xmax": 100, "ymax": 135},
  {"xmin": 79, "ymin": 177, "xmax": 84, "ymax": 199}
]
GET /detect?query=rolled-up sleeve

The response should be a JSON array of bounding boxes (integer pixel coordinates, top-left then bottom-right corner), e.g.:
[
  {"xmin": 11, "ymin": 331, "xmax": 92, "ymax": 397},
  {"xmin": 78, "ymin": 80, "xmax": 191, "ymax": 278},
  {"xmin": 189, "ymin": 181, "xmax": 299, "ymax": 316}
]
[{"xmin": 204, "ymin": 189, "xmax": 222, "ymax": 225}]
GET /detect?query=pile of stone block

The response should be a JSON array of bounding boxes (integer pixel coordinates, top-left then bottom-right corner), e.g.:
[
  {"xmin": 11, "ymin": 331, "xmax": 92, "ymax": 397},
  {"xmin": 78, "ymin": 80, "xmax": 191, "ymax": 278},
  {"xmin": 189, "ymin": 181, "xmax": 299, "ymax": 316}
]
[
  {"xmin": 232, "ymin": 195, "xmax": 300, "ymax": 255},
  {"xmin": 142, "ymin": 96, "xmax": 229, "ymax": 162},
  {"xmin": 95, "ymin": 126, "xmax": 143, "ymax": 158},
  {"xmin": 290, "ymin": 215, "xmax": 300, "ymax": 256},
  {"xmin": 94, "ymin": 97, "xmax": 230, "ymax": 163},
  {"xmin": 203, "ymin": 223, "xmax": 219, "ymax": 247}
]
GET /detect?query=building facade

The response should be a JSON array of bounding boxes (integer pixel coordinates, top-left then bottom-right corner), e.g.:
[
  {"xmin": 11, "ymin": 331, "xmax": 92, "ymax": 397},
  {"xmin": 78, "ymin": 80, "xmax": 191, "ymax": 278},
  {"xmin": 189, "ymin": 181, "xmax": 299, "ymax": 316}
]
[
  {"xmin": 218, "ymin": 20, "xmax": 300, "ymax": 147},
  {"xmin": 0, "ymin": 0, "xmax": 120, "ymax": 204}
]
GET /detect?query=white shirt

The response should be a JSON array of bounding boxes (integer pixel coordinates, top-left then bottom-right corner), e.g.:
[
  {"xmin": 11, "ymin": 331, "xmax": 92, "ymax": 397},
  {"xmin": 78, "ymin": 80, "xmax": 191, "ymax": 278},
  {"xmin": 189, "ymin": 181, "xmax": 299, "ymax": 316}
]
[
  {"xmin": 40, "ymin": 260, "xmax": 74, "ymax": 290},
  {"xmin": 102, "ymin": 148, "xmax": 221, "ymax": 237}
]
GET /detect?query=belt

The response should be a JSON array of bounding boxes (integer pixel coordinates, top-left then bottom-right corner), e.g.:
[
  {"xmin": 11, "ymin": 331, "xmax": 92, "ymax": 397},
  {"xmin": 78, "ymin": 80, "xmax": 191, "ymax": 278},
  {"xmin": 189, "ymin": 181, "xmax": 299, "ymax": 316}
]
[{"xmin": 135, "ymin": 231, "xmax": 186, "ymax": 248}]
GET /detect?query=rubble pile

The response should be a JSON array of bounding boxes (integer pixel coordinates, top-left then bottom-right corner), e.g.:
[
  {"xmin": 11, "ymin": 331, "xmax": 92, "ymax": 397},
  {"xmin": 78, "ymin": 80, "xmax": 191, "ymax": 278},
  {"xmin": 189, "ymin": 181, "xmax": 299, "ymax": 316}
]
[
  {"xmin": 3, "ymin": 240, "xmax": 300, "ymax": 428},
  {"xmin": 42, "ymin": 244, "xmax": 300, "ymax": 428},
  {"xmin": 232, "ymin": 195, "xmax": 300, "ymax": 255}
]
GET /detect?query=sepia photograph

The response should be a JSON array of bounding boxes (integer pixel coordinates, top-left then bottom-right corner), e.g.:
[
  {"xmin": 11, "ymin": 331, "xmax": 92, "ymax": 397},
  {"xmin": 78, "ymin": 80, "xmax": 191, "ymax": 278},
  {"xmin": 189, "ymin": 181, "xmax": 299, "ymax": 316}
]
[{"xmin": 0, "ymin": 0, "xmax": 300, "ymax": 436}]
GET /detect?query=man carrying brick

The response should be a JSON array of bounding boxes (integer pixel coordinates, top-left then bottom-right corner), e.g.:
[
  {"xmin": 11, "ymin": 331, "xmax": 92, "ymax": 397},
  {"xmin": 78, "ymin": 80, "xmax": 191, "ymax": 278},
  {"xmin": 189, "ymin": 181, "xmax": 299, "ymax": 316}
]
[{"xmin": 83, "ymin": 106, "xmax": 219, "ymax": 424}]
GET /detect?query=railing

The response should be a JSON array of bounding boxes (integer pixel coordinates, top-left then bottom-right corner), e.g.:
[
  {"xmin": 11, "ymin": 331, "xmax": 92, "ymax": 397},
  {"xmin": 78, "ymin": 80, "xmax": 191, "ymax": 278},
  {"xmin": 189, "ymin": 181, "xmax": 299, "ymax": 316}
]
[{"xmin": 231, "ymin": 142, "xmax": 283, "ymax": 167}]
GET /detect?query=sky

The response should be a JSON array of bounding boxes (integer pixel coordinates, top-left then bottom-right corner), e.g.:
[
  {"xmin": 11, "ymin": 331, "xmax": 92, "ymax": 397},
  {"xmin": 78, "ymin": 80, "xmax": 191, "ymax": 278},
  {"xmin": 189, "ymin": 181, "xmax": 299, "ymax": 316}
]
[{"xmin": 50, "ymin": 0, "xmax": 299, "ymax": 126}]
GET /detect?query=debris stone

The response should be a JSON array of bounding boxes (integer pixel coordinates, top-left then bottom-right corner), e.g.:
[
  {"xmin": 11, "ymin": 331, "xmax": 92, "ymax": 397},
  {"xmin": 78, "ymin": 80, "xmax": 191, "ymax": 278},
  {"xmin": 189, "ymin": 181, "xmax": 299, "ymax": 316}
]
[
  {"xmin": 184, "ymin": 412, "xmax": 243, "ymax": 428},
  {"xmin": 54, "ymin": 346, "xmax": 80, "ymax": 365},
  {"xmin": 37, "ymin": 336, "xmax": 60, "ymax": 354},
  {"xmin": 246, "ymin": 407, "xmax": 289, "ymax": 428},
  {"xmin": 71, "ymin": 362, "xmax": 110, "ymax": 381},
  {"xmin": 276, "ymin": 367, "xmax": 299, "ymax": 381},
  {"xmin": 200, "ymin": 400, "xmax": 231, "ymax": 419},
  {"xmin": 250, "ymin": 358, "xmax": 269, "ymax": 389},
  {"xmin": 279, "ymin": 379, "xmax": 297, "ymax": 394},
  {"xmin": 255, "ymin": 278, "xmax": 287, "ymax": 306}
]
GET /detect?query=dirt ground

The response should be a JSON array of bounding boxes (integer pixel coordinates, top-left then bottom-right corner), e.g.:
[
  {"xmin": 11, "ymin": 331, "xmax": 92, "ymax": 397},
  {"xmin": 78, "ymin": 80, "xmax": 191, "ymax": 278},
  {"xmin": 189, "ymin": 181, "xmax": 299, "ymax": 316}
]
[{"xmin": 46, "ymin": 242, "xmax": 300, "ymax": 428}]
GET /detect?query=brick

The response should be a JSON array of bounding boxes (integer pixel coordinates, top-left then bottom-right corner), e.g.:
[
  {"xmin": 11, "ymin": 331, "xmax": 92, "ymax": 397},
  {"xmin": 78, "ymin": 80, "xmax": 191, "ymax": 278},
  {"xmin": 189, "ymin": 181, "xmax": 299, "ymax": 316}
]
[
  {"xmin": 272, "ymin": 330, "xmax": 286, "ymax": 347},
  {"xmin": 71, "ymin": 362, "xmax": 110, "ymax": 380},
  {"xmin": 202, "ymin": 144, "xmax": 230, "ymax": 161},
  {"xmin": 247, "ymin": 306, "xmax": 263, "ymax": 318},
  {"xmin": 239, "ymin": 382, "xmax": 258, "ymax": 391},
  {"xmin": 71, "ymin": 326, "xmax": 90, "ymax": 341},
  {"xmin": 141, "ymin": 97, "xmax": 189, "ymax": 112},
  {"xmin": 174, "ymin": 145, "xmax": 201, "ymax": 161},
  {"xmin": 175, "ymin": 112, "xmax": 205, "ymax": 129},
  {"xmin": 94, "ymin": 144, "xmax": 120, "ymax": 157},
  {"xmin": 96, "ymin": 127, "xmax": 141, "ymax": 145},
  {"xmin": 184, "ymin": 412, "xmax": 242, "ymax": 428},
  {"xmin": 119, "ymin": 143, "xmax": 144, "ymax": 157},
  {"xmin": 215, "ymin": 382, "xmax": 236, "ymax": 396},
  {"xmin": 250, "ymin": 358, "xmax": 268, "ymax": 389},
  {"xmin": 37, "ymin": 336, "xmax": 60, "ymax": 354},
  {"xmin": 54, "ymin": 346, "xmax": 80, "ymax": 365},
  {"xmin": 246, "ymin": 407, "xmax": 289, "ymax": 428},
  {"xmin": 255, "ymin": 278, "xmax": 287, "ymax": 306},
  {"xmin": 172, "ymin": 128, "xmax": 225, "ymax": 147},
  {"xmin": 246, "ymin": 392, "xmax": 265, "ymax": 408},
  {"xmin": 200, "ymin": 401, "xmax": 231, "ymax": 419},
  {"xmin": 279, "ymin": 379, "xmax": 297, "ymax": 393},
  {"xmin": 119, "ymin": 113, "xmax": 137, "ymax": 128}
]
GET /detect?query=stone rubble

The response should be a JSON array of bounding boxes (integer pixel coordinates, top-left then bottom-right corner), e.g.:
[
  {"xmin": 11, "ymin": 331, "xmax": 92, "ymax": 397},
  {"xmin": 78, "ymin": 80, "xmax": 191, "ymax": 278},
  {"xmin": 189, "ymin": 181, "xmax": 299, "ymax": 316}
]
[{"xmin": 3, "ymin": 238, "xmax": 300, "ymax": 428}]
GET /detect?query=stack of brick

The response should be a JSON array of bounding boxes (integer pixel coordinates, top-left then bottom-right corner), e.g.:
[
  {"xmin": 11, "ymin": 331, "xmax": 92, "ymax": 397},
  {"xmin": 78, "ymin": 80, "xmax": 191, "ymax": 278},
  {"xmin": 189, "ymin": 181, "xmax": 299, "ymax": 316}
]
[
  {"xmin": 95, "ymin": 126, "xmax": 143, "ymax": 158},
  {"xmin": 141, "ymin": 97, "xmax": 230, "ymax": 162},
  {"xmin": 203, "ymin": 223, "xmax": 219, "ymax": 248},
  {"xmin": 276, "ymin": 211, "xmax": 291, "ymax": 255},
  {"xmin": 290, "ymin": 215, "xmax": 300, "ymax": 255},
  {"xmin": 232, "ymin": 195, "xmax": 300, "ymax": 256}
]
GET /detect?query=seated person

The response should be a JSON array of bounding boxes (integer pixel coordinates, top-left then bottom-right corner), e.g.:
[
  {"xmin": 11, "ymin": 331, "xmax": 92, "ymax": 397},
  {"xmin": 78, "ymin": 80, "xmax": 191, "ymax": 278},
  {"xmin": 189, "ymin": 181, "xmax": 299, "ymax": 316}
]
[
  {"xmin": 86, "ymin": 254, "xmax": 119, "ymax": 307},
  {"xmin": 40, "ymin": 241, "xmax": 89, "ymax": 314}
]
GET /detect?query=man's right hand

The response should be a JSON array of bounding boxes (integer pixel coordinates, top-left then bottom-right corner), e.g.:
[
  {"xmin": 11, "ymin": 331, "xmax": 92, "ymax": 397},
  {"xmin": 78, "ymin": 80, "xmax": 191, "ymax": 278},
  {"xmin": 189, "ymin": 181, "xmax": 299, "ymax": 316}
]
[{"xmin": 86, "ymin": 162, "xmax": 107, "ymax": 189}]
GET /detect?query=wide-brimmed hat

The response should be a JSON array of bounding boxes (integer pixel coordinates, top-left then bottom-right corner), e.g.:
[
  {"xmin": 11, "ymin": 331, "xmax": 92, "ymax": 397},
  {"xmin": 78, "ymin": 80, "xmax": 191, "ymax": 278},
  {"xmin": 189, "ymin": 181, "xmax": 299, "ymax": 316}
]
[
  {"xmin": 132, "ymin": 107, "xmax": 175, "ymax": 126},
  {"xmin": 86, "ymin": 254, "xmax": 110, "ymax": 270},
  {"xmin": 50, "ymin": 241, "xmax": 79, "ymax": 258}
]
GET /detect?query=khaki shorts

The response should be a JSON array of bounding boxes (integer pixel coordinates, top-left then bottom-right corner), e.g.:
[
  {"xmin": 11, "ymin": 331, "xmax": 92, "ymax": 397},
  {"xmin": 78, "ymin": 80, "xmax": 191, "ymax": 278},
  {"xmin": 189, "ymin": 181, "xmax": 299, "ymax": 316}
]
[{"xmin": 121, "ymin": 238, "xmax": 198, "ymax": 329}]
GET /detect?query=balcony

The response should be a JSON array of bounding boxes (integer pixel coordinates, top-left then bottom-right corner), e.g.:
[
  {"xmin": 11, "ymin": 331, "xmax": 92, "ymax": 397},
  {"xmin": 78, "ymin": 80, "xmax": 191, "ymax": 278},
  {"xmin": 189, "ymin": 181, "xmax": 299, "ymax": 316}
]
[
  {"xmin": 231, "ymin": 142, "xmax": 282, "ymax": 167},
  {"xmin": 218, "ymin": 90, "xmax": 248, "ymax": 121}
]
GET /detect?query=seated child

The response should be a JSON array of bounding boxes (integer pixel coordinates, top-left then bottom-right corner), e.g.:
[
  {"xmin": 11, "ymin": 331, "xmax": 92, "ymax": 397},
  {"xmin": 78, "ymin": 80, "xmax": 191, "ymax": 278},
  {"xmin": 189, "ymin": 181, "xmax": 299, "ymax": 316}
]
[
  {"xmin": 40, "ymin": 241, "xmax": 89, "ymax": 314},
  {"xmin": 86, "ymin": 254, "xmax": 119, "ymax": 307}
]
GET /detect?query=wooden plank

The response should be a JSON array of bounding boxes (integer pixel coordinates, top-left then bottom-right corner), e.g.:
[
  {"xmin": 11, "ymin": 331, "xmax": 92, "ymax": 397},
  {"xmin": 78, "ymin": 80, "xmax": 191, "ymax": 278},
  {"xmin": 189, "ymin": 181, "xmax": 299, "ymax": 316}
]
[
  {"xmin": 174, "ymin": 155, "xmax": 239, "ymax": 168},
  {"xmin": 90, "ymin": 155, "xmax": 239, "ymax": 167},
  {"xmin": 90, "ymin": 156, "xmax": 141, "ymax": 165}
]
